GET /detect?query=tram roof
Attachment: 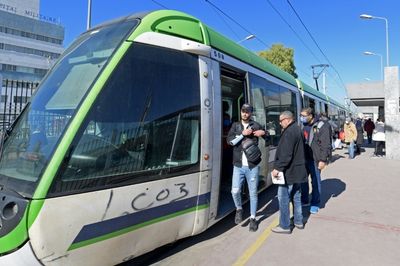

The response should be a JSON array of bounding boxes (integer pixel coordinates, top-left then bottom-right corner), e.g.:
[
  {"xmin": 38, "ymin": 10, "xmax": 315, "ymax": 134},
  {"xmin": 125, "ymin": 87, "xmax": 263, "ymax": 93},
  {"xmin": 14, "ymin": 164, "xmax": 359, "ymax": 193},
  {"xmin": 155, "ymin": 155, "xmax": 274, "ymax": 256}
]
[
  {"xmin": 296, "ymin": 80, "xmax": 329, "ymax": 102},
  {"xmin": 90, "ymin": 10, "xmax": 344, "ymax": 104},
  {"xmin": 91, "ymin": 10, "xmax": 299, "ymax": 87}
]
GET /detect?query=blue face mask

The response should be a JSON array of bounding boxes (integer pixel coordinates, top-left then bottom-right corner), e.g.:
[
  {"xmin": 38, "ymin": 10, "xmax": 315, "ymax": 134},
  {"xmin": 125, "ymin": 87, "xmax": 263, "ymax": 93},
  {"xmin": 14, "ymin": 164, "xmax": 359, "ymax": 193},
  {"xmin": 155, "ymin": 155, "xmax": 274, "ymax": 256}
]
[{"xmin": 300, "ymin": 116, "xmax": 308, "ymax": 124}]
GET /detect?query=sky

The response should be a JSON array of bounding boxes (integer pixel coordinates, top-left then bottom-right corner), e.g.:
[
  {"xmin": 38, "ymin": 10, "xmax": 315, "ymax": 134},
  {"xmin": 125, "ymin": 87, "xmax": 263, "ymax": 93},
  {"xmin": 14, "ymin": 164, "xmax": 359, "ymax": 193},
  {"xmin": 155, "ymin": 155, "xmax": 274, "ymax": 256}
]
[{"xmin": 40, "ymin": 0, "xmax": 400, "ymax": 105}]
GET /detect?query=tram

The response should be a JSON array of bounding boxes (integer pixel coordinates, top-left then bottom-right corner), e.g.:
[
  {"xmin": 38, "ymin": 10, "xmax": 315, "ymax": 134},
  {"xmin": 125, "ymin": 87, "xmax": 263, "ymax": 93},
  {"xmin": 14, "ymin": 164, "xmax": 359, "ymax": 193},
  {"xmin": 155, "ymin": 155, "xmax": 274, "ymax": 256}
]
[{"xmin": 0, "ymin": 10, "xmax": 348, "ymax": 265}]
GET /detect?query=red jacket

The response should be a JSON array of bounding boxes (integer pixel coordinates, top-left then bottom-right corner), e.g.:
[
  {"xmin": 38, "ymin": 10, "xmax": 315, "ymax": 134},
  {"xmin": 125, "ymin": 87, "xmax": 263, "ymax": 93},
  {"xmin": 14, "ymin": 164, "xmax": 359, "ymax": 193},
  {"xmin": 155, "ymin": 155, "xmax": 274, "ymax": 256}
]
[{"xmin": 364, "ymin": 120, "xmax": 375, "ymax": 133}]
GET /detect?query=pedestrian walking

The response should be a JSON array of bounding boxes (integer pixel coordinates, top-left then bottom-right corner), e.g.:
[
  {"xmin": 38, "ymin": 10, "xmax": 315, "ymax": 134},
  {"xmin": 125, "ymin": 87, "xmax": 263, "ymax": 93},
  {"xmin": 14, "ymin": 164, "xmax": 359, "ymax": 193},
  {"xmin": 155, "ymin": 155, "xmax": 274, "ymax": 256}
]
[
  {"xmin": 227, "ymin": 103, "xmax": 266, "ymax": 232},
  {"xmin": 344, "ymin": 117, "xmax": 357, "ymax": 159},
  {"xmin": 363, "ymin": 118, "xmax": 375, "ymax": 144},
  {"xmin": 355, "ymin": 114, "xmax": 364, "ymax": 154}
]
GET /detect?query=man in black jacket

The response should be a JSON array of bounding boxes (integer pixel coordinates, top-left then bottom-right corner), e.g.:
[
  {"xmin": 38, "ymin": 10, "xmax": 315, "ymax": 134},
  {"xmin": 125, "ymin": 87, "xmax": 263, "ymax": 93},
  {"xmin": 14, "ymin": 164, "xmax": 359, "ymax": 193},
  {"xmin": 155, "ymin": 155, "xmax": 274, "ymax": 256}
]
[
  {"xmin": 271, "ymin": 111, "xmax": 307, "ymax": 234},
  {"xmin": 227, "ymin": 103, "xmax": 266, "ymax": 232},
  {"xmin": 300, "ymin": 107, "xmax": 332, "ymax": 214}
]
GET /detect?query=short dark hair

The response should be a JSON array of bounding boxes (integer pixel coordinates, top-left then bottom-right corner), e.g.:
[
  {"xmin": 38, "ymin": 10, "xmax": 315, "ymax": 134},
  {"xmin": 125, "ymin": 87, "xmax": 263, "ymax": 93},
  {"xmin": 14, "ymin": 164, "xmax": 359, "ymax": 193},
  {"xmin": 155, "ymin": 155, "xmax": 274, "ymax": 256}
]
[
  {"xmin": 241, "ymin": 103, "xmax": 253, "ymax": 113},
  {"xmin": 301, "ymin": 107, "xmax": 314, "ymax": 117}
]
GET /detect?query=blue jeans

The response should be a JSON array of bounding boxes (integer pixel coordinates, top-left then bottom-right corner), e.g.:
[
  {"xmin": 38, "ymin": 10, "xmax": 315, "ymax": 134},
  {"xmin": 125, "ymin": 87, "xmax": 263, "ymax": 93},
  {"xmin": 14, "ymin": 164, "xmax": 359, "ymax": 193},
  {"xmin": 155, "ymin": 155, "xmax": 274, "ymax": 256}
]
[
  {"xmin": 277, "ymin": 184, "xmax": 303, "ymax": 229},
  {"xmin": 348, "ymin": 141, "xmax": 355, "ymax": 159},
  {"xmin": 231, "ymin": 165, "xmax": 259, "ymax": 217},
  {"xmin": 301, "ymin": 160, "xmax": 321, "ymax": 207}
]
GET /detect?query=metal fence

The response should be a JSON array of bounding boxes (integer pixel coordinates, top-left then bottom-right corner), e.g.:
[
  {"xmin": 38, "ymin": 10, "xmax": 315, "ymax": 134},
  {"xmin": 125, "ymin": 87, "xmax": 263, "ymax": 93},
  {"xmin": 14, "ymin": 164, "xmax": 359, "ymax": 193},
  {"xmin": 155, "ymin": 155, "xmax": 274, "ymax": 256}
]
[{"xmin": 1, "ymin": 79, "xmax": 39, "ymax": 131}]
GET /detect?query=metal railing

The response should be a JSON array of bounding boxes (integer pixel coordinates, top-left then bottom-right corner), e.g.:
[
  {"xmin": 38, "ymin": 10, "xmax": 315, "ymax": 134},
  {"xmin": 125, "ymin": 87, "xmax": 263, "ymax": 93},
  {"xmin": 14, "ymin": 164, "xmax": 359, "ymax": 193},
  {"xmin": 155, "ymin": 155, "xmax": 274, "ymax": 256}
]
[{"xmin": 1, "ymin": 79, "xmax": 39, "ymax": 131}]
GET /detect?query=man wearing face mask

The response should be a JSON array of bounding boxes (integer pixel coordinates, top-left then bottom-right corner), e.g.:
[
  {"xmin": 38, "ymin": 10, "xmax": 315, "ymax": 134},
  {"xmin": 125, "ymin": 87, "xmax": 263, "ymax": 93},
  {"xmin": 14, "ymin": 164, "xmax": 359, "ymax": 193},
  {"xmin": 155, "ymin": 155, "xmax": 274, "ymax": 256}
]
[
  {"xmin": 299, "ymin": 107, "xmax": 332, "ymax": 214},
  {"xmin": 344, "ymin": 117, "xmax": 357, "ymax": 159}
]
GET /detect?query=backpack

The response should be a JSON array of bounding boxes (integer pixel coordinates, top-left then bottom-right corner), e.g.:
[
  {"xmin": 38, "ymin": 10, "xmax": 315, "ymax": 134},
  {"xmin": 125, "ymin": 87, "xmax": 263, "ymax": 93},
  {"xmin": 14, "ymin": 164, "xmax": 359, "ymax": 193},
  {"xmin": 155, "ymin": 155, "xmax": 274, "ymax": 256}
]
[
  {"xmin": 313, "ymin": 121, "xmax": 332, "ymax": 163},
  {"xmin": 242, "ymin": 137, "xmax": 261, "ymax": 163}
]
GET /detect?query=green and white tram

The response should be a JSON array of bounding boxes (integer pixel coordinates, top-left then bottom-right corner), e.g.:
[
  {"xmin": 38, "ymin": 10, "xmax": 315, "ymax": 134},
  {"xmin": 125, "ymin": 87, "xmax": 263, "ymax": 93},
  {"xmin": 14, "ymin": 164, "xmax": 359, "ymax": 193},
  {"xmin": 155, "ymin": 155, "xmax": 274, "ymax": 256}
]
[{"xmin": 0, "ymin": 10, "xmax": 343, "ymax": 265}]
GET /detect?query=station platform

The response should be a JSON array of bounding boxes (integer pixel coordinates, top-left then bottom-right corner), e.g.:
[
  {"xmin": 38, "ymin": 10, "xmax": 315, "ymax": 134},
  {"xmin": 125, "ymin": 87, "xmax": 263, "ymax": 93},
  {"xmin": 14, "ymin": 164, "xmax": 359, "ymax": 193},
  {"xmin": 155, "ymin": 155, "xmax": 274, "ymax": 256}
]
[{"xmin": 147, "ymin": 145, "xmax": 400, "ymax": 266}]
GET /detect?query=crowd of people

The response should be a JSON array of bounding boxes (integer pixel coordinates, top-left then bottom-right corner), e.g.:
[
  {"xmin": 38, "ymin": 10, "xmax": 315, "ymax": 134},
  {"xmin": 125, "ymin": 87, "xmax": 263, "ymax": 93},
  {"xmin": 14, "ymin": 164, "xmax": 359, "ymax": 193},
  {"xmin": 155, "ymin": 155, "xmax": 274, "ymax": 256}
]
[
  {"xmin": 226, "ymin": 103, "xmax": 385, "ymax": 234},
  {"xmin": 342, "ymin": 114, "xmax": 385, "ymax": 158}
]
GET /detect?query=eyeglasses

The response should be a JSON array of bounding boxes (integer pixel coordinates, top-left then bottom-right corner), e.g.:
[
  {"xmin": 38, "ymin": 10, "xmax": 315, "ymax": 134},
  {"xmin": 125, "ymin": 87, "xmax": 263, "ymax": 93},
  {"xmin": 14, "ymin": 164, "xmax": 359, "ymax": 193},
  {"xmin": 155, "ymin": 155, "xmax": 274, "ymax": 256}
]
[{"xmin": 279, "ymin": 117, "xmax": 288, "ymax": 123}]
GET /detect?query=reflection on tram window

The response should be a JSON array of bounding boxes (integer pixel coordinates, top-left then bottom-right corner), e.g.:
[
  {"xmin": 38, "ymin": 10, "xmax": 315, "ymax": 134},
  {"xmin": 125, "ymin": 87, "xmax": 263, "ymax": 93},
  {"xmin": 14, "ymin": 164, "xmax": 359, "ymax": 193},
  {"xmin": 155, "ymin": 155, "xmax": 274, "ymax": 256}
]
[
  {"xmin": 0, "ymin": 21, "xmax": 137, "ymax": 197},
  {"xmin": 249, "ymin": 73, "xmax": 298, "ymax": 147},
  {"xmin": 50, "ymin": 43, "xmax": 200, "ymax": 195}
]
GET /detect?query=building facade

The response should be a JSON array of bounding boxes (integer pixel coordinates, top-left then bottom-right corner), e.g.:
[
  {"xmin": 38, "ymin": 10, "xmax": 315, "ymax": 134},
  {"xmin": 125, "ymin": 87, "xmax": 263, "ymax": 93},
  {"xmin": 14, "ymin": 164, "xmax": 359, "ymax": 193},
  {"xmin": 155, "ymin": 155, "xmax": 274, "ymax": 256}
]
[
  {"xmin": 0, "ymin": 0, "xmax": 64, "ymax": 126},
  {"xmin": 346, "ymin": 81, "xmax": 387, "ymax": 121}
]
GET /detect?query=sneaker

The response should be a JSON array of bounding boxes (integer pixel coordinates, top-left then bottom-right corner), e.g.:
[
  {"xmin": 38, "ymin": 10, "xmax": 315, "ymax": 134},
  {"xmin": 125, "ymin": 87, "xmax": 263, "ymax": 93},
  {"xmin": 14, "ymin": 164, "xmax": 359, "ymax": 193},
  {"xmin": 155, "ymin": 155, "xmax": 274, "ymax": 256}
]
[
  {"xmin": 271, "ymin": 226, "xmax": 291, "ymax": 234},
  {"xmin": 294, "ymin": 223, "xmax": 304, "ymax": 229},
  {"xmin": 249, "ymin": 218, "xmax": 258, "ymax": 232},
  {"xmin": 234, "ymin": 209, "xmax": 243, "ymax": 224},
  {"xmin": 310, "ymin": 206, "xmax": 319, "ymax": 214}
]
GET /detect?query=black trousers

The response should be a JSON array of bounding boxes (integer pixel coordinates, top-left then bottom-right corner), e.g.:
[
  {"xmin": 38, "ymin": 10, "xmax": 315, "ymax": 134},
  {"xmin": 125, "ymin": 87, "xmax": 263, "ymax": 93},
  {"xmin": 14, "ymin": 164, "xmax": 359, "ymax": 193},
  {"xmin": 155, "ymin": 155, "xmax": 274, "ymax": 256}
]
[
  {"xmin": 375, "ymin": 141, "xmax": 385, "ymax": 155},
  {"xmin": 367, "ymin": 133, "xmax": 372, "ymax": 144}
]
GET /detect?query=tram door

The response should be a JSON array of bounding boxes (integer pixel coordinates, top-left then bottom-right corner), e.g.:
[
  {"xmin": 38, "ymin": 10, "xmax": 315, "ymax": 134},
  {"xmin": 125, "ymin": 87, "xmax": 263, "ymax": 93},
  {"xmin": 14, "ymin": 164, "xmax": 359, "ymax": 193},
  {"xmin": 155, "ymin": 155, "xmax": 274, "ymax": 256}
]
[{"xmin": 217, "ymin": 68, "xmax": 247, "ymax": 217}]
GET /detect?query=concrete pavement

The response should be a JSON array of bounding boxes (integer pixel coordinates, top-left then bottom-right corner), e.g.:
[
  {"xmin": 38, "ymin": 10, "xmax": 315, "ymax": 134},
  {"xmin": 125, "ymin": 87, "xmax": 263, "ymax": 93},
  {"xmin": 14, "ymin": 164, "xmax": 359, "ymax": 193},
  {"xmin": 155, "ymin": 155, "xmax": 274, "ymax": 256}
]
[
  {"xmin": 246, "ymin": 145, "xmax": 400, "ymax": 266},
  {"xmin": 147, "ymin": 145, "xmax": 400, "ymax": 266}
]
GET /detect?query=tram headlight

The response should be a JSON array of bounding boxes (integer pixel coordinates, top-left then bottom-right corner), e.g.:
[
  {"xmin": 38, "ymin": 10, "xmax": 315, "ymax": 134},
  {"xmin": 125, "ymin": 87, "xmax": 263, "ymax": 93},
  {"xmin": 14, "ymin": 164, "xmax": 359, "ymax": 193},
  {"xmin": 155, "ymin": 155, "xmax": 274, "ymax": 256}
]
[{"xmin": 1, "ymin": 201, "xmax": 18, "ymax": 220}]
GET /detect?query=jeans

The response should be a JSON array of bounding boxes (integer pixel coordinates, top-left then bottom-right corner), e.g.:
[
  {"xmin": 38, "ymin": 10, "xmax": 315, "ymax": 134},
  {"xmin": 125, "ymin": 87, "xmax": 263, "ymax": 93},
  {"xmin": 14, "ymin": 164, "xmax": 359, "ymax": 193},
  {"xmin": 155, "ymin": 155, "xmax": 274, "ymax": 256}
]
[
  {"xmin": 301, "ymin": 160, "xmax": 321, "ymax": 207},
  {"xmin": 231, "ymin": 165, "xmax": 259, "ymax": 217},
  {"xmin": 367, "ymin": 133, "xmax": 372, "ymax": 144},
  {"xmin": 348, "ymin": 141, "xmax": 355, "ymax": 159},
  {"xmin": 277, "ymin": 184, "xmax": 303, "ymax": 229}
]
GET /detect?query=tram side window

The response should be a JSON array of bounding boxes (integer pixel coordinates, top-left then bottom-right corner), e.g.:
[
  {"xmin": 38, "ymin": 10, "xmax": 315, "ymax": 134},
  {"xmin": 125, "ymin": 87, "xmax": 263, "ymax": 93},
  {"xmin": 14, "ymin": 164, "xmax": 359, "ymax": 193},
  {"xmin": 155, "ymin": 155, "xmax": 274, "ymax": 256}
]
[
  {"xmin": 249, "ymin": 74, "xmax": 279, "ymax": 146},
  {"xmin": 250, "ymin": 74, "xmax": 299, "ymax": 146},
  {"xmin": 280, "ymin": 87, "xmax": 297, "ymax": 119},
  {"xmin": 49, "ymin": 43, "xmax": 200, "ymax": 195}
]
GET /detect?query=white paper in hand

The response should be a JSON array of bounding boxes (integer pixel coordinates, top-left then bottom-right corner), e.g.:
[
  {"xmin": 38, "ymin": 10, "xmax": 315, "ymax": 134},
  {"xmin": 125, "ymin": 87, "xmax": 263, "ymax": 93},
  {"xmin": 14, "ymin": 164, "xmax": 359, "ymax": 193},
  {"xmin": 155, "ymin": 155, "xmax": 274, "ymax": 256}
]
[{"xmin": 271, "ymin": 171, "xmax": 285, "ymax": 185}]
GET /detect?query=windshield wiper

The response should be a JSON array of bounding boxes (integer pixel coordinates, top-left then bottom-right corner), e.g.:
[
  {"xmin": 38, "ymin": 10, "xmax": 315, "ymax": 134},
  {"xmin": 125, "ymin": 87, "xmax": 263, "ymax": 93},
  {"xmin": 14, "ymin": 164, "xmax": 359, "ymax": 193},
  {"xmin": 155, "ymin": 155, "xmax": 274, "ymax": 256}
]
[{"xmin": 0, "ymin": 102, "xmax": 30, "ymax": 161}]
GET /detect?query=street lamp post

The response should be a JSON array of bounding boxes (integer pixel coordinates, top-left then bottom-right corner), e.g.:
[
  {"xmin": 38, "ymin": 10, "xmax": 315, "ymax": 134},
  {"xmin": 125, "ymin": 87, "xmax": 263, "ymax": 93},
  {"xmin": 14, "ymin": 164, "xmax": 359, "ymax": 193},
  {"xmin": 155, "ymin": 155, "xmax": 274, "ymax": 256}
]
[
  {"xmin": 360, "ymin": 14, "xmax": 389, "ymax": 67},
  {"xmin": 87, "ymin": 0, "xmax": 92, "ymax": 30},
  {"xmin": 363, "ymin": 51, "xmax": 383, "ymax": 80},
  {"xmin": 237, "ymin": 34, "xmax": 256, "ymax": 44}
]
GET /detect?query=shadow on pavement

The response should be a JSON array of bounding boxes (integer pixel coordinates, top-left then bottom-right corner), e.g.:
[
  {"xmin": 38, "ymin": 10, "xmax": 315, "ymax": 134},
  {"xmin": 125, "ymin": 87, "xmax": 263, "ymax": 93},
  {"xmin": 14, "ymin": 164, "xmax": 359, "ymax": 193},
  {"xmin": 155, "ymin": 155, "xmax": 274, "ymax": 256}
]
[
  {"xmin": 123, "ymin": 186, "xmax": 278, "ymax": 265},
  {"xmin": 320, "ymin": 178, "xmax": 346, "ymax": 208},
  {"xmin": 302, "ymin": 178, "xmax": 346, "ymax": 224},
  {"xmin": 330, "ymin": 153, "xmax": 345, "ymax": 163}
]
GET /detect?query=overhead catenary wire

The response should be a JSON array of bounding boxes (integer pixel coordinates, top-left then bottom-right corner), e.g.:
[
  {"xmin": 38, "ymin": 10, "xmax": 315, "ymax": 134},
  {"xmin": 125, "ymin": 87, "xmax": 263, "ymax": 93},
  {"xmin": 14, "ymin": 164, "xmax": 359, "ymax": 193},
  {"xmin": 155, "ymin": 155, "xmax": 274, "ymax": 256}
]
[
  {"xmin": 206, "ymin": 3, "xmax": 242, "ymax": 40},
  {"xmin": 150, "ymin": 0, "xmax": 341, "ymax": 96},
  {"xmin": 265, "ymin": 0, "xmax": 322, "ymax": 64},
  {"xmin": 204, "ymin": 0, "xmax": 271, "ymax": 49},
  {"xmin": 286, "ymin": 0, "xmax": 347, "ymax": 92},
  {"xmin": 150, "ymin": 0, "xmax": 169, "ymax": 9}
]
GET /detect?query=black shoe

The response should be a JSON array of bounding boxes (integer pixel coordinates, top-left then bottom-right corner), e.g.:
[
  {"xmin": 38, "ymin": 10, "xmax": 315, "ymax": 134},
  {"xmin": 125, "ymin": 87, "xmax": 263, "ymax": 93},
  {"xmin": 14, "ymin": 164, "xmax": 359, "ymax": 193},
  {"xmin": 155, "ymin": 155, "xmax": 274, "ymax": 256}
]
[
  {"xmin": 249, "ymin": 218, "xmax": 258, "ymax": 232},
  {"xmin": 235, "ymin": 209, "xmax": 243, "ymax": 224}
]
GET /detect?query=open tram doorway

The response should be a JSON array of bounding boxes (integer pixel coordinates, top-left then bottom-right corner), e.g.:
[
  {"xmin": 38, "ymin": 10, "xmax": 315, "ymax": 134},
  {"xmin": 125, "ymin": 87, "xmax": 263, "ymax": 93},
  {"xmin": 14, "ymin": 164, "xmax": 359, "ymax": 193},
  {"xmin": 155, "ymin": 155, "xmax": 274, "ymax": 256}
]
[{"xmin": 217, "ymin": 67, "xmax": 247, "ymax": 217}]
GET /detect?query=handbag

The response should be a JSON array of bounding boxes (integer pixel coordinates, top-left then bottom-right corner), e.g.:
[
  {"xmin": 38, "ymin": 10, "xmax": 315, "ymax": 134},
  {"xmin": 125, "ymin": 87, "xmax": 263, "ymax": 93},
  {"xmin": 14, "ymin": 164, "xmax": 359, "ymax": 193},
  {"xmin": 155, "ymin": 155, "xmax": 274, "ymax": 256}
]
[{"xmin": 242, "ymin": 138, "xmax": 261, "ymax": 163}]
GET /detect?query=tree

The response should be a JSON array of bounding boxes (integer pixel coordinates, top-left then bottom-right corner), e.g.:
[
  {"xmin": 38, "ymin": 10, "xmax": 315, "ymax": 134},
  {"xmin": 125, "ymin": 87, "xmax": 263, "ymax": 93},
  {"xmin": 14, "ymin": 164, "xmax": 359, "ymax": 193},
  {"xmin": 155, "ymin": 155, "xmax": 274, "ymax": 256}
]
[{"xmin": 258, "ymin": 43, "xmax": 298, "ymax": 78}]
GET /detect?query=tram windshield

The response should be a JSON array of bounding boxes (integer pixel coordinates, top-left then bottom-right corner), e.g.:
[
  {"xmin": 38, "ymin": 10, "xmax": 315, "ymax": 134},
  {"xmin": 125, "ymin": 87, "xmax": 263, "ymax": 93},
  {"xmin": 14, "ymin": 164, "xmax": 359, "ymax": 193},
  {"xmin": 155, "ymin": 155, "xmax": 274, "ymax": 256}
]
[{"xmin": 0, "ymin": 19, "xmax": 138, "ymax": 197}]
